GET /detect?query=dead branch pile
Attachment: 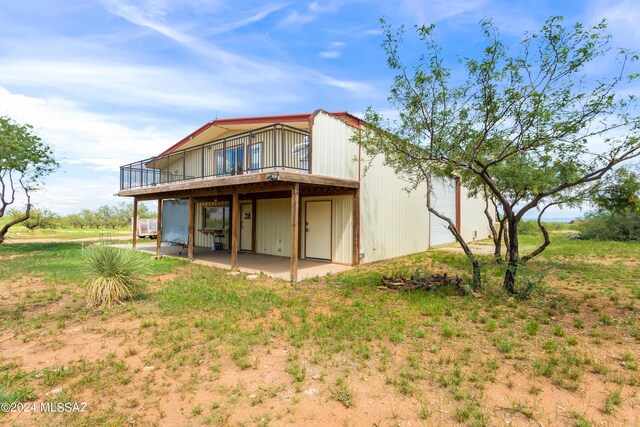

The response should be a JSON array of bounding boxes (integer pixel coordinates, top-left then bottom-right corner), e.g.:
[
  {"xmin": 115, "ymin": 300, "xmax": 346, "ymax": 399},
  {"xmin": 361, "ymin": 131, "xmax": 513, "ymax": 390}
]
[{"xmin": 380, "ymin": 273, "xmax": 466, "ymax": 293}]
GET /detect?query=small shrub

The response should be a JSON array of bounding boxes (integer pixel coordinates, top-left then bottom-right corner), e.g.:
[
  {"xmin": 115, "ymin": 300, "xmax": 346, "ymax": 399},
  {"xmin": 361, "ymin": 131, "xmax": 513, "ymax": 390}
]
[
  {"xmin": 83, "ymin": 246, "xmax": 149, "ymax": 307},
  {"xmin": 0, "ymin": 384, "xmax": 36, "ymax": 404},
  {"xmin": 513, "ymin": 265, "xmax": 546, "ymax": 301},
  {"xmin": 330, "ymin": 377, "xmax": 355, "ymax": 408},
  {"xmin": 602, "ymin": 387, "xmax": 623, "ymax": 414},
  {"xmin": 495, "ymin": 337, "xmax": 514, "ymax": 354},
  {"xmin": 580, "ymin": 211, "xmax": 640, "ymax": 241},
  {"xmin": 525, "ymin": 321, "xmax": 539, "ymax": 336}
]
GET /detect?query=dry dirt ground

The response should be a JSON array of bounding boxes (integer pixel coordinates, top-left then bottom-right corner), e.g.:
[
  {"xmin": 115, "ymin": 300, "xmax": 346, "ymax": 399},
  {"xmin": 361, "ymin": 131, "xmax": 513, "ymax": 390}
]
[{"xmin": 1, "ymin": 240, "xmax": 639, "ymax": 426}]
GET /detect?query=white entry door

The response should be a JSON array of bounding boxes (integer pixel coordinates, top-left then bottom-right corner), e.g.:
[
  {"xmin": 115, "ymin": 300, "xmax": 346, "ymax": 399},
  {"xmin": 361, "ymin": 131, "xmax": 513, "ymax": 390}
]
[
  {"xmin": 305, "ymin": 201, "xmax": 332, "ymax": 260},
  {"xmin": 430, "ymin": 177, "xmax": 457, "ymax": 246},
  {"xmin": 240, "ymin": 203, "xmax": 253, "ymax": 251}
]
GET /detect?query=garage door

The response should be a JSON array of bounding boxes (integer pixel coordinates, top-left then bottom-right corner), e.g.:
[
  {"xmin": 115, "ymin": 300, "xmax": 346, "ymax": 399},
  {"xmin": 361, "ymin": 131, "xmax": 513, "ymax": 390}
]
[{"xmin": 430, "ymin": 177, "xmax": 457, "ymax": 246}]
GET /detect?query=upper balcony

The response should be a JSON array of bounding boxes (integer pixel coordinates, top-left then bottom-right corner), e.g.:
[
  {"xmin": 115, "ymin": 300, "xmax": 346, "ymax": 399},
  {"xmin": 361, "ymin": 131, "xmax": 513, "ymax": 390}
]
[{"xmin": 119, "ymin": 123, "xmax": 310, "ymax": 191}]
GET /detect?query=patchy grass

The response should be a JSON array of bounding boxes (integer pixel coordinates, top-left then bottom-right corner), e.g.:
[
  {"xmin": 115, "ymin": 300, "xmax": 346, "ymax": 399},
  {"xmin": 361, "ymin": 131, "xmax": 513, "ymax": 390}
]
[{"xmin": 0, "ymin": 234, "xmax": 639, "ymax": 426}]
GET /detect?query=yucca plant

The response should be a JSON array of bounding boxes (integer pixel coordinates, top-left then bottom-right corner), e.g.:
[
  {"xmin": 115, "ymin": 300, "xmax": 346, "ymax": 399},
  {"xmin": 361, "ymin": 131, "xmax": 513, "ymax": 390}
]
[{"xmin": 83, "ymin": 246, "xmax": 150, "ymax": 307}]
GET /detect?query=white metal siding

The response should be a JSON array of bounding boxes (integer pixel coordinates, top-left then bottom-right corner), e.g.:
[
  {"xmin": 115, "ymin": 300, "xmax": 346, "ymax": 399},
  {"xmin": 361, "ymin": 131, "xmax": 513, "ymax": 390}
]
[
  {"xmin": 460, "ymin": 186, "xmax": 493, "ymax": 242},
  {"xmin": 429, "ymin": 177, "xmax": 457, "ymax": 246},
  {"xmin": 255, "ymin": 198, "xmax": 291, "ymax": 257},
  {"xmin": 311, "ymin": 111, "xmax": 359, "ymax": 179},
  {"xmin": 359, "ymin": 155, "xmax": 429, "ymax": 263},
  {"xmin": 235, "ymin": 195, "xmax": 354, "ymax": 263},
  {"xmin": 301, "ymin": 195, "xmax": 353, "ymax": 264}
]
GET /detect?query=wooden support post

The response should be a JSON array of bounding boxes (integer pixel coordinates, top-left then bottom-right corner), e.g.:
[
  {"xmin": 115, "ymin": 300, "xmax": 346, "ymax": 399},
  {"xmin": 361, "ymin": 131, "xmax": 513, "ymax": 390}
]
[
  {"xmin": 188, "ymin": 197, "xmax": 195, "ymax": 259},
  {"xmin": 132, "ymin": 197, "xmax": 138, "ymax": 249},
  {"xmin": 352, "ymin": 189, "xmax": 360, "ymax": 266},
  {"xmin": 156, "ymin": 198, "xmax": 162, "ymax": 255},
  {"xmin": 231, "ymin": 190, "xmax": 239, "ymax": 269},
  {"xmin": 290, "ymin": 183, "xmax": 300, "ymax": 282}
]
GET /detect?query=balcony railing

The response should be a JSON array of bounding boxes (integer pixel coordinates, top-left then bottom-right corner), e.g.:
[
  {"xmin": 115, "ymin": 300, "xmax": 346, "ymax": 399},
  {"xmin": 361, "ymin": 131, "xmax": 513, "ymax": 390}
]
[{"xmin": 120, "ymin": 123, "xmax": 310, "ymax": 190}]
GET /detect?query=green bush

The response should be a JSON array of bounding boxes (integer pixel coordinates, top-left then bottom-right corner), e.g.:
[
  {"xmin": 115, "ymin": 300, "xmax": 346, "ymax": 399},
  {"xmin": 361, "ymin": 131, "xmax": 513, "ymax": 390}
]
[
  {"xmin": 83, "ymin": 246, "xmax": 149, "ymax": 307},
  {"xmin": 518, "ymin": 220, "xmax": 578, "ymax": 236},
  {"xmin": 580, "ymin": 211, "xmax": 640, "ymax": 241}
]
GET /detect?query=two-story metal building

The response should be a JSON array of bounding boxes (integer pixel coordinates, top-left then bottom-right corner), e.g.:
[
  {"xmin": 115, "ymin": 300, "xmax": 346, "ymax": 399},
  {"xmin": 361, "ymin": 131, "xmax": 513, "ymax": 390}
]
[{"xmin": 118, "ymin": 109, "xmax": 491, "ymax": 280}]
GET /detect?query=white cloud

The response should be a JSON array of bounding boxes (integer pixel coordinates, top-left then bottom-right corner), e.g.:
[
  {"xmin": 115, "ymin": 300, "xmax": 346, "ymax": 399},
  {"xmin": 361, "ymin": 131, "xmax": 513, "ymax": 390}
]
[
  {"xmin": 101, "ymin": 0, "xmax": 370, "ymax": 93},
  {"xmin": 0, "ymin": 87, "xmax": 181, "ymax": 170},
  {"xmin": 319, "ymin": 41, "xmax": 346, "ymax": 59},
  {"xmin": 0, "ymin": 60, "xmax": 251, "ymax": 111},
  {"xmin": 398, "ymin": 0, "xmax": 487, "ymax": 24},
  {"xmin": 319, "ymin": 50, "xmax": 341, "ymax": 59},
  {"xmin": 209, "ymin": 2, "xmax": 290, "ymax": 35},
  {"xmin": 0, "ymin": 86, "xmax": 191, "ymax": 213},
  {"xmin": 278, "ymin": 0, "xmax": 343, "ymax": 28},
  {"xmin": 586, "ymin": 0, "xmax": 640, "ymax": 44},
  {"xmin": 33, "ymin": 175, "xmax": 123, "ymax": 214}
]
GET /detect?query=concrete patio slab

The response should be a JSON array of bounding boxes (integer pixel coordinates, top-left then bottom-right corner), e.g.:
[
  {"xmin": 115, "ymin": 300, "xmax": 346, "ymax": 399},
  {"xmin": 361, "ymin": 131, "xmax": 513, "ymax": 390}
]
[{"xmin": 127, "ymin": 242, "xmax": 353, "ymax": 280}]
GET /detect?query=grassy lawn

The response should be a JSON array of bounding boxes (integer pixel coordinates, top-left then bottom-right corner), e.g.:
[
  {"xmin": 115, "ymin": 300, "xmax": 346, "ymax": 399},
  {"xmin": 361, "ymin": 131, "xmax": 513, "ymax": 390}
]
[
  {"xmin": 0, "ymin": 224, "xmax": 131, "ymax": 241},
  {"xmin": 0, "ymin": 232, "xmax": 639, "ymax": 426}
]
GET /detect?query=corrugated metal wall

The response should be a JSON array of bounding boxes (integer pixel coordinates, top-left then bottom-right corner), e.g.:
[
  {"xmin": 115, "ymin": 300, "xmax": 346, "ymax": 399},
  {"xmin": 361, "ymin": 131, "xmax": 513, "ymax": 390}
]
[
  {"xmin": 255, "ymin": 198, "xmax": 291, "ymax": 257},
  {"xmin": 459, "ymin": 186, "xmax": 492, "ymax": 242},
  {"xmin": 247, "ymin": 195, "xmax": 354, "ymax": 264},
  {"xmin": 359, "ymin": 155, "xmax": 430, "ymax": 263},
  {"xmin": 311, "ymin": 111, "xmax": 359, "ymax": 179},
  {"xmin": 429, "ymin": 177, "xmax": 458, "ymax": 246},
  {"xmin": 301, "ymin": 195, "xmax": 353, "ymax": 264}
]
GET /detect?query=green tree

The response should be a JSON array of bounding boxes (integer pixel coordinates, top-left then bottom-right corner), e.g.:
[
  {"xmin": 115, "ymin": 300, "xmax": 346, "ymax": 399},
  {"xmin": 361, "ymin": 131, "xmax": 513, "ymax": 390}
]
[
  {"xmin": 592, "ymin": 167, "xmax": 640, "ymax": 214},
  {"xmin": 359, "ymin": 17, "xmax": 640, "ymax": 293},
  {"xmin": 63, "ymin": 213, "xmax": 86, "ymax": 229},
  {"xmin": 0, "ymin": 116, "xmax": 58, "ymax": 243},
  {"xmin": 96, "ymin": 205, "xmax": 120, "ymax": 229},
  {"xmin": 79, "ymin": 209, "xmax": 99, "ymax": 229},
  {"xmin": 23, "ymin": 208, "xmax": 60, "ymax": 230},
  {"xmin": 580, "ymin": 166, "xmax": 640, "ymax": 240}
]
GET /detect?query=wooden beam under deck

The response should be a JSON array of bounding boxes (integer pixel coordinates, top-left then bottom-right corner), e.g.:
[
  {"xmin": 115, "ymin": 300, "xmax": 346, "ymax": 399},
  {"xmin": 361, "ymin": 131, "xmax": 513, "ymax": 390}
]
[
  {"xmin": 129, "ymin": 184, "xmax": 356, "ymax": 202},
  {"xmin": 118, "ymin": 171, "xmax": 359, "ymax": 199}
]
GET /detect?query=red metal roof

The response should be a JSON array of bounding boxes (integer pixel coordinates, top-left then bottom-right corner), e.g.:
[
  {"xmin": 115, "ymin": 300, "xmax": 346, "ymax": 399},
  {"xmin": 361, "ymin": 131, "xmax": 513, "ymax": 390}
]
[{"xmin": 157, "ymin": 110, "xmax": 364, "ymax": 156}]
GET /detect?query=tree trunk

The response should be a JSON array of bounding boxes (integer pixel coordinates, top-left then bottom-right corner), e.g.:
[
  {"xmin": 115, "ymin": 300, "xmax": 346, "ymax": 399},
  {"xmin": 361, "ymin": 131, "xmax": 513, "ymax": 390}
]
[
  {"xmin": 494, "ymin": 219, "xmax": 505, "ymax": 264},
  {"xmin": 503, "ymin": 216, "xmax": 519, "ymax": 294},
  {"xmin": 503, "ymin": 221, "xmax": 510, "ymax": 261},
  {"xmin": 471, "ymin": 257, "xmax": 481, "ymax": 289},
  {"xmin": 427, "ymin": 202, "xmax": 481, "ymax": 289},
  {"xmin": 484, "ymin": 198, "xmax": 504, "ymax": 264},
  {"xmin": 0, "ymin": 204, "xmax": 31, "ymax": 244}
]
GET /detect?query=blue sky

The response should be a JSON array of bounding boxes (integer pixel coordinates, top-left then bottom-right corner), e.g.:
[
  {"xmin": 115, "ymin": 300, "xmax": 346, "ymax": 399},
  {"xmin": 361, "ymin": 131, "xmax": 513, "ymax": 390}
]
[{"xmin": 1, "ymin": 0, "xmax": 638, "ymax": 217}]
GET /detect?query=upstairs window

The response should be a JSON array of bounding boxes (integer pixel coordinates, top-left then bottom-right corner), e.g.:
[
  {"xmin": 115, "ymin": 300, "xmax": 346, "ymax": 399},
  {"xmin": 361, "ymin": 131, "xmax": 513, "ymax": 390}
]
[{"xmin": 215, "ymin": 145, "xmax": 244, "ymax": 176}]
